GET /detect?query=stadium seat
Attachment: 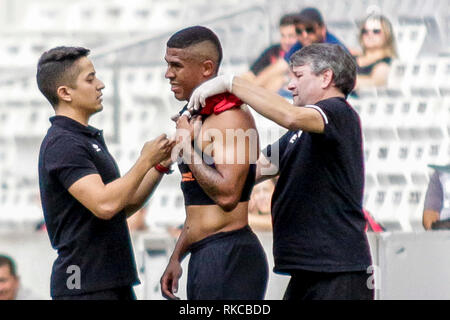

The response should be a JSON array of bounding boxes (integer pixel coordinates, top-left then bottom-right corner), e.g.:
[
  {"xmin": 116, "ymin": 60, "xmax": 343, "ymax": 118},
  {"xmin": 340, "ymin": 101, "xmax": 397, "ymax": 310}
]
[
  {"xmin": 0, "ymin": 141, "xmax": 14, "ymax": 172},
  {"xmin": 146, "ymin": 0, "xmax": 185, "ymax": 33},
  {"xmin": 22, "ymin": 3, "xmax": 66, "ymax": 32},
  {"xmin": 327, "ymin": 19, "xmax": 358, "ymax": 50},
  {"xmin": 386, "ymin": 59, "xmax": 412, "ymax": 96},
  {"xmin": 116, "ymin": 2, "xmax": 152, "ymax": 32}
]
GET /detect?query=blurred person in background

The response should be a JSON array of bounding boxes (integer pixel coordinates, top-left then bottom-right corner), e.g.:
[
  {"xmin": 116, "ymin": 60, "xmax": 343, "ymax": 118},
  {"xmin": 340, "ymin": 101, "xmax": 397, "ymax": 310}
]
[
  {"xmin": 423, "ymin": 165, "xmax": 450, "ymax": 230},
  {"xmin": 241, "ymin": 13, "xmax": 300, "ymax": 92},
  {"xmin": 160, "ymin": 26, "xmax": 268, "ymax": 300},
  {"xmin": 0, "ymin": 254, "xmax": 43, "ymax": 300},
  {"xmin": 36, "ymin": 46, "xmax": 175, "ymax": 300},
  {"xmin": 248, "ymin": 178, "xmax": 276, "ymax": 231},
  {"xmin": 353, "ymin": 14, "xmax": 397, "ymax": 91},
  {"xmin": 254, "ymin": 7, "xmax": 349, "ymax": 97}
]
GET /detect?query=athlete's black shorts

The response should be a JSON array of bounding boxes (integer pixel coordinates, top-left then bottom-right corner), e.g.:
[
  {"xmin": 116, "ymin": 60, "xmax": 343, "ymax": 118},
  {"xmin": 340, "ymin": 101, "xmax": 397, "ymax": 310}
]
[
  {"xmin": 283, "ymin": 269, "xmax": 374, "ymax": 300},
  {"xmin": 187, "ymin": 225, "xmax": 268, "ymax": 300}
]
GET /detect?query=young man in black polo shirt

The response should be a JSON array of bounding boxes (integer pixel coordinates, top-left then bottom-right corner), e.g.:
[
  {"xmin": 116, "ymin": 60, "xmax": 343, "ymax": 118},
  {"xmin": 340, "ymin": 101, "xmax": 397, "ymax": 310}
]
[
  {"xmin": 36, "ymin": 46, "xmax": 175, "ymax": 300},
  {"xmin": 187, "ymin": 43, "xmax": 374, "ymax": 300}
]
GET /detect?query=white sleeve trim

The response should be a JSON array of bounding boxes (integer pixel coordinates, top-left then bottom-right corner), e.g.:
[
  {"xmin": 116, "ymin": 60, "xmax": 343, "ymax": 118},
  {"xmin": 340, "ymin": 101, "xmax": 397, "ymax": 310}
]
[{"xmin": 305, "ymin": 104, "xmax": 329, "ymax": 125}]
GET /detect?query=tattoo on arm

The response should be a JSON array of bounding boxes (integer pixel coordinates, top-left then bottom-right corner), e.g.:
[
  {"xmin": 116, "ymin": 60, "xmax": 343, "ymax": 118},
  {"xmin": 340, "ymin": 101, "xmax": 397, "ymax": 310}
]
[{"xmin": 187, "ymin": 146, "xmax": 225, "ymax": 201}]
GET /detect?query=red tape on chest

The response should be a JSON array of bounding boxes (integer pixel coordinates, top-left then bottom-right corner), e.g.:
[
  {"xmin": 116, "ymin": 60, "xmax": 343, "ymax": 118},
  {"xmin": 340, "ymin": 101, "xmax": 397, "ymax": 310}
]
[{"xmin": 199, "ymin": 93, "xmax": 243, "ymax": 115}]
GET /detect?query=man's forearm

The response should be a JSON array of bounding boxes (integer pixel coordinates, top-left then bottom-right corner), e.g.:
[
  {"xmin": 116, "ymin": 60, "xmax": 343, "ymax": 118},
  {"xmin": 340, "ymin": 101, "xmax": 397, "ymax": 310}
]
[
  {"xmin": 69, "ymin": 156, "xmax": 153, "ymax": 220},
  {"xmin": 101, "ymin": 156, "xmax": 154, "ymax": 218},
  {"xmin": 232, "ymin": 76, "xmax": 325, "ymax": 132},
  {"xmin": 232, "ymin": 76, "xmax": 296, "ymax": 129}
]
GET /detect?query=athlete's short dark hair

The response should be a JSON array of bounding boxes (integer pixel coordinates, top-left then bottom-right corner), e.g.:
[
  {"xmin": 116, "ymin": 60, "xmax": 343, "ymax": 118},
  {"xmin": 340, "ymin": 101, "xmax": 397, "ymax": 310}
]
[
  {"xmin": 167, "ymin": 25, "xmax": 223, "ymax": 68},
  {"xmin": 36, "ymin": 46, "xmax": 90, "ymax": 107}
]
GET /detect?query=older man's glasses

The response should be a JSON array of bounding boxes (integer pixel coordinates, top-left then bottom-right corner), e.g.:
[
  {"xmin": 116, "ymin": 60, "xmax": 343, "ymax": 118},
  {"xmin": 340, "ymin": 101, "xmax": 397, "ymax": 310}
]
[
  {"xmin": 296, "ymin": 26, "xmax": 316, "ymax": 35},
  {"xmin": 362, "ymin": 28, "xmax": 382, "ymax": 35}
]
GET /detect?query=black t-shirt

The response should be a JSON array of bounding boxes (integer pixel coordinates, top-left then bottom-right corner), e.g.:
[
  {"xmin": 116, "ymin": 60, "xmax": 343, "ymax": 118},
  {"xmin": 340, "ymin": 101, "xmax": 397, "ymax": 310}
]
[
  {"xmin": 38, "ymin": 116, "xmax": 139, "ymax": 297},
  {"xmin": 263, "ymin": 97, "xmax": 372, "ymax": 274}
]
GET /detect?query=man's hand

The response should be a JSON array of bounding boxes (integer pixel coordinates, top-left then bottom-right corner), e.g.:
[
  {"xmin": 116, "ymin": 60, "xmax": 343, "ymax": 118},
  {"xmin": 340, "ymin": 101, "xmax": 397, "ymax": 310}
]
[
  {"xmin": 140, "ymin": 134, "xmax": 175, "ymax": 166},
  {"xmin": 160, "ymin": 260, "xmax": 183, "ymax": 300},
  {"xmin": 187, "ymin": 74, "xmax": 234, "ymax": 113}
]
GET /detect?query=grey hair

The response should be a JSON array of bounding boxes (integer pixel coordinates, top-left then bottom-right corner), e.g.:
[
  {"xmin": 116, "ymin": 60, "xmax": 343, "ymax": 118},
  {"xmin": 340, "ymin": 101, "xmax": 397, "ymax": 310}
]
[{"xmin": 289, "ymin": 43, "xmax": 356, "ymax": 96}]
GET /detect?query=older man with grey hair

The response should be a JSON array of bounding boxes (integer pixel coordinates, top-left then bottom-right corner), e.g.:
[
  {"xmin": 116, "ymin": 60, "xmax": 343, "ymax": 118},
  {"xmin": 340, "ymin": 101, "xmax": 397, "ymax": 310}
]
[{"xmin": 187, "ymin": 43, "xmax": 374, "ymax": 300}]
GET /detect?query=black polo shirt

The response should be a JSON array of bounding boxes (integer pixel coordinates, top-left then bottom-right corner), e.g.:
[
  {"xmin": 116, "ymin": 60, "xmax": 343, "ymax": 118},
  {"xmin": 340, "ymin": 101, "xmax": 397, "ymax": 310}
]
[
  {"xmin": 38, "ymin": 115, "xmax": 139, "ymax": 297},
  {"xmin": 263, "ymin": 97, "xmax": 372, "ymax": 274}
]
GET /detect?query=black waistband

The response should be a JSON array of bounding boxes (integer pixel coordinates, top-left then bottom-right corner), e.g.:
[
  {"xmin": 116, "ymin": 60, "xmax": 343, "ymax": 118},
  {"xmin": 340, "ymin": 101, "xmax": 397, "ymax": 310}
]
[{"xmin": 188, "ymin": 225, "xmax": 252, "ymax": 253}]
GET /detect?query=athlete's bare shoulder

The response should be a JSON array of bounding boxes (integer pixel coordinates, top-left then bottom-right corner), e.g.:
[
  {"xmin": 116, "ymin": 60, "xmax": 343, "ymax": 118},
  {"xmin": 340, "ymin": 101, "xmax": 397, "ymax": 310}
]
[{"xmin": 203, "ymin": 106, "xmax": 256, "ymax": 131}]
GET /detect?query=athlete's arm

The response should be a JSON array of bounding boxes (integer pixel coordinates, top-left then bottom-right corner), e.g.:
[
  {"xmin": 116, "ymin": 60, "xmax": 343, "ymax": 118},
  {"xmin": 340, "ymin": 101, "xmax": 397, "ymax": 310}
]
[
  {"xmin": 68, "ymin": 135, "xmax": 173, "ymax": 220},
  {"xmin": 161, "ymin": 224, "xmax": 190, "ymax": 300},
  {"xmin": 187, "ymin": 155, "xmax": 248, "ymax": 212}
]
